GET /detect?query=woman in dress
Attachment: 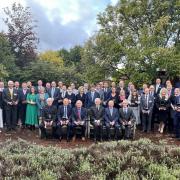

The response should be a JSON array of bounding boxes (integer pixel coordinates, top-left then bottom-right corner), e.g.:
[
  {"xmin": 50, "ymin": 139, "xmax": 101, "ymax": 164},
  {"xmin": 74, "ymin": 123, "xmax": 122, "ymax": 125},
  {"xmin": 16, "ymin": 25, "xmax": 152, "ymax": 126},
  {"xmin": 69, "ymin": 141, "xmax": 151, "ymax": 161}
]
[
  {"xmin": 156, "ymin": 88, "xmax": 170, "ymax": 133},
  {"xmin": 128, "ymin": 90, "xmax": 141, "ymax": 125},
  {"xmin": 36, "ymin": 87, "xmax": 49, "ymax": 118},
  {"xmin": 25, "ymin": 86, "xmax": 38, "ymax": 130}
]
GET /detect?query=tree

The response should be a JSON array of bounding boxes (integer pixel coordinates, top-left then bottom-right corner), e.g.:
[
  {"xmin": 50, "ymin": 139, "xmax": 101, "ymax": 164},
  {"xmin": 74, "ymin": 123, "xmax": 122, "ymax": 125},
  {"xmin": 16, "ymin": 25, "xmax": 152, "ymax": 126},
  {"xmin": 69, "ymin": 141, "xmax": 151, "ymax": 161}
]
[
  {"xmin": 96, "ymin": 0, "xmax": 180, "ymax": 86},
  {"xmin": 0, "ymin": 33, "xmax": 18, "ymax": 79},
  {"xmin": 39, "ymin": 50, "xmax": 64, "ymax": 67},
  {"xmin": 3, "ymin": 2, "xmax": 38, "ymax": 68}
]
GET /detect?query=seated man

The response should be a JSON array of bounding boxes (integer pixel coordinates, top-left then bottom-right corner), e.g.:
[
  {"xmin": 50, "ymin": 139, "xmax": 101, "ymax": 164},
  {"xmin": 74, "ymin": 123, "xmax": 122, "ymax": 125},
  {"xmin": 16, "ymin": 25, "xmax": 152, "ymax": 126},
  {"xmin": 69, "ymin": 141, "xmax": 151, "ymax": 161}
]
[
  {"xmin": 119, "ymin": 99, "xmax": 135, "ymax": 139},
  {"xmin": 90, "ymin": 98, "xmax": 104, "ymax": 142},
  {"xmin": 57, "ymin": 98, "xmax": 72, "ymax": 141},
  {"xmin": 104, "ymin": 100, "xmax": 120, "ymax": 140},
  {"xmin": 72, "ymin": 100, "xmax": 87, "ymax": 141},
  {"xmin": 39, "ymin": 98, "xmax": 57, "ymax": 138}
]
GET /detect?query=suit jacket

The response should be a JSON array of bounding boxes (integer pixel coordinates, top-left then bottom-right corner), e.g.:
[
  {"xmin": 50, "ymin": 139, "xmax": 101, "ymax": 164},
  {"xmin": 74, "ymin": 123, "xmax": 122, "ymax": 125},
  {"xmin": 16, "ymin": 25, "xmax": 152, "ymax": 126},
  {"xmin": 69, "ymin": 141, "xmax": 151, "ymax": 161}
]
[
  {"xmin": 42, "ymin": 105, "xmax": 57, "ymax": 122},
  {"xmin": 119, "ymin": 108, "xmax": 135, "ymax": 124},
  {"xmin": 140, "ymin": 94, "xmax": 154, "ymax": 112},
  {"xmin": 71, "ymin": 107, "xmax": 87, "ymax": 123},
  {"xmin": 48, "ymin": 88, "xmax": 60, "ymax": 105},
  {"xmin": 19, "ymin": 89, "xmax": 30, "ymax": 107},
  {"xmin": 2, "ymin": 88, "xmax": 19, "ymax": 107},
  {"xmin": 76, "ymin": 93, "xmax": 86, "ymax": 107},
  {"xmin": 102, "ymin": 88, "xmax": 111, "ymax": 102},
  {"xmin": 104, "ymin": 107, "xmax": 119, "ymax": 124},
  {"xmin": 90, "ymin": 105, "xmax": 104, "ymax": 123},
  {"xmin": 58, "ymin": 105, "xmax": 72, "ymax": 121},
  {"xmin": 85, "ymin": 91, "xmax": 100, "ymax": 108},
  {"xmin": 154, "ymin": 84, "xmax": 163, "ymax": 96},
  {"xmin": 59, "ymin": 91, "xmax": 68, "ymax": 105},
  {"xmin": 0, "ymin": 90, "xmax": 4, "ymax": 108},
  {"xmin": 66, "ymin": 93, "xmax": 76, "ymax": 107}
]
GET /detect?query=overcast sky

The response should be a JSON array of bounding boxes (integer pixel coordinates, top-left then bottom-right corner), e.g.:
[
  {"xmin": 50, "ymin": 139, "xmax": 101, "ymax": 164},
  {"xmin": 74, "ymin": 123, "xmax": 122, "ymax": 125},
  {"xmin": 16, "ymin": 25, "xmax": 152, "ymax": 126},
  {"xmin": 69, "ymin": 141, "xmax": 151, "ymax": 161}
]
[{"xmin": 0, "ymin": 0, "xmax": 118, "ymax": 52}]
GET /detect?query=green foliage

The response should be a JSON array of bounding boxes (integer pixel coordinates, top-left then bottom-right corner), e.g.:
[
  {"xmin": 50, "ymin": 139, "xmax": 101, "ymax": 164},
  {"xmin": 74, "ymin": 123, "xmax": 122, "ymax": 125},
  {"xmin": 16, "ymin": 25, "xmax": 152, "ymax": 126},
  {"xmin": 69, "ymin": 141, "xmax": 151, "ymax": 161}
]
[
  {"xmin": 96, "ymin": 0, "xmax": 180, "ymax": 84},
  {"xmin": 0, "ymin": 138, "xmax": 180, "ymax": 179}
]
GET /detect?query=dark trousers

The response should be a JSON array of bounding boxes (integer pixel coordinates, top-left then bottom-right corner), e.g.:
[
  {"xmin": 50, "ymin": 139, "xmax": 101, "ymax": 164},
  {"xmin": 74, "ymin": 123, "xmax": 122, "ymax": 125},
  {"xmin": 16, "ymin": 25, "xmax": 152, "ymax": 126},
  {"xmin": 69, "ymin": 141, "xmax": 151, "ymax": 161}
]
[
  {"xmin": 105, "ymin": 123, "xmax": 119, "ymax": 139},
  {"xmin": 174, "ymin": 112, "xmax": 180, "ymax": 138},
  {"xmin": 5, "ymin": 105, "xmax": 17, "ymax": 129},
  {"xmin": 56, "ymin": 124, "xmax": 71, "ymax": 139},
  {"xmin": 122, "ymin": 125, "xmax": 132, "ymax": 139},
  {"xmin": 142, "ymin": 112, "xmax": 152, "ymax": 132},
  {"xmin": 72, "ymin": 124, "xmax": 86, "ymax": 138},
  {"xmin": 20, "ymin": 104, "xmax": 27, "ymax": 126},
  {"xmin": 93, "ymin": 123, "xmax": 103, "ymax": 140},
  {"xmin": 39, "ymin": 122, "xmax": 56, "ymax": 138}
]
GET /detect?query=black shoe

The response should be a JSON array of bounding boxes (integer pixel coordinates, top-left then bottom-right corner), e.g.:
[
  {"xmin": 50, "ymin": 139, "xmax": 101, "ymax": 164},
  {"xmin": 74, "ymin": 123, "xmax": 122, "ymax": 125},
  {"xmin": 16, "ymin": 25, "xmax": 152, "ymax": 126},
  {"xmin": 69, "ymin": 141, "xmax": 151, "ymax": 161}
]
[
  {"xmin": 59, "ymin": 137, "xmax": 62, "ymax": 142},
  {"xmin": 6, "ymin": 128, "xmax": 11, "ymax": 132},
  {"xmin": 67, "ymin": 138, "xmax": 70, "ymax": 142}
]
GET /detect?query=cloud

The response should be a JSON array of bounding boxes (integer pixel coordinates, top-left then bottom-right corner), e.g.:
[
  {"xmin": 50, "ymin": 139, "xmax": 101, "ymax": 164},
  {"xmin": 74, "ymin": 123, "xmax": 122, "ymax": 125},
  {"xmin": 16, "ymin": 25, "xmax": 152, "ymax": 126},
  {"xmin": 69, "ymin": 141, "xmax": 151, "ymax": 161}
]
[{"xmin": 0, "ymin": 0, "xmax": 113, "ymax": 51}]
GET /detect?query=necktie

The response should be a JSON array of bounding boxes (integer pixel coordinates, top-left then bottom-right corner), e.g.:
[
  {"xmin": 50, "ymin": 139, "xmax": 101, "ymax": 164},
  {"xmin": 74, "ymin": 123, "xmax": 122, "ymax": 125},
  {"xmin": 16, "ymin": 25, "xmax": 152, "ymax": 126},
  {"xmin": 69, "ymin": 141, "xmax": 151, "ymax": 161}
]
[
  {"xmin": 51, "ymin": 88, "xmax": 55, "ymax": 97},
  {"xmin": 64, "ymin": 106, "xmax": 67, "ymax": 118},
  {"xmin": 145, "ymin": 95, "xmax": 148, "ymax": 109},
  {"xmin": 91, "ymin": 92, "xmax": 94, "ymax": 101},
  {"xmin": 78, "ymin": 109, "xmax": 81, "ymax": 119}
]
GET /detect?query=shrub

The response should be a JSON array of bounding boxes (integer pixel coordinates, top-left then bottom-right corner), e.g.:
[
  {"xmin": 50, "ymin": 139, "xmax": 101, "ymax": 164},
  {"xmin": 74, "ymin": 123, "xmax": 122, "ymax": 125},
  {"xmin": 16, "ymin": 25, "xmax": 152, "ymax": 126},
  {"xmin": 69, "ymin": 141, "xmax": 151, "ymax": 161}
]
[{"xmin": 0, "ymin": 138, "xmax": 180, "ymax": 179}]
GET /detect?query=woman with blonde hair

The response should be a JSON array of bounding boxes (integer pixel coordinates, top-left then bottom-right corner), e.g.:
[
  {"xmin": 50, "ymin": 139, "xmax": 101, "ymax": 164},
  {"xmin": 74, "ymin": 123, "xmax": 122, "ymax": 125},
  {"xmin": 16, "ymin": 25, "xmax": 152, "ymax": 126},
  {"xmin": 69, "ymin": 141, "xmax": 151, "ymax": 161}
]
[{"xmin": 155, "ymin": 88, "xmax": 170, "ymax": 133}]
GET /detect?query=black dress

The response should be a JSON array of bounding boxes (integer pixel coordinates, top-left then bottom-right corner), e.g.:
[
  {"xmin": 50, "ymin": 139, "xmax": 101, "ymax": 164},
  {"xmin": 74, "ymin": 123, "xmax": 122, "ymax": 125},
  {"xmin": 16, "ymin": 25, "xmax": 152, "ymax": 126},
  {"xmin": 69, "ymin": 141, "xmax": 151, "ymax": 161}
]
[{"xmin": 156, "ymin": 96, "xmax": 170, "ymax": 123}]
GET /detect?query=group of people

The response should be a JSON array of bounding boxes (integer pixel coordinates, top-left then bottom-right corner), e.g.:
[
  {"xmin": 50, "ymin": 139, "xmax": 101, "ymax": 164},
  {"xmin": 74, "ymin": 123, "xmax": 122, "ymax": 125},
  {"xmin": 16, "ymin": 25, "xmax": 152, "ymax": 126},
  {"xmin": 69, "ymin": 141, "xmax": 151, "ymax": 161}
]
[{"xmin": 0, "ymin": 78, "xmax": 179, "ymax": 142}]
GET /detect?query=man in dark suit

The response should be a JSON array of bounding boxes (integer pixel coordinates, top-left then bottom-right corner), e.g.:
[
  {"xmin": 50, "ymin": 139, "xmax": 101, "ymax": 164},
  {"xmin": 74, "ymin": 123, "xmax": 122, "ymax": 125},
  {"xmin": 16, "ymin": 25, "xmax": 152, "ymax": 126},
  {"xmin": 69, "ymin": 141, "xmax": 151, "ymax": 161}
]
[
  {"xmin": 3, "ymin": 81, "xmax": 19, "ymax": 131},
  {"xmin": 39, "ymin": 98, "xmax": 57, "ymax": 138},
  {"xmin": 72, "ymin": 100, "xmax": 87, "ymax": 141},
  {"xmin": 19, "ymin": 82, "xmax": 29, "ymax": 128},
  {"xmin": 58, "ymin": 85, "xmax": 68, "ymax": 106},
  {"xmin": 85, "ymin": 84, "xmax": 100, "ymax": 109},
  {"xmin": 104, "ymin": 100, "xmax": 120, "ymax": 140},
  {"xmin": 140, "ymin": 88, "xmax": 154, "ymax": 132},
  {"xmin": 154, "ymin": 78, "xmax": 163, "ymax": 96},
  {"xmin": 102, "ymin": 81, "xmax": 111, "ymax": 107},
  {"xmin": 90, "ymin": 98, "xmax": 105, "ymax": 142},
  {"xmin": 116, "ymin": 80, "xmax": 129, "ymax": 98},
  {"xmin": 36, "ymin": 80, "xmax": 44, "ymax": 93},
  {"xmin": 57, "ymin": 98, "xmax": 72, "ymax": 141},
  {"xmin": 119, "ymin": 100, "xmax": 135, "ymax": 139},
  {"xmin": 48, "ymin": 81, "xmax": 60, "ymax": 107}
]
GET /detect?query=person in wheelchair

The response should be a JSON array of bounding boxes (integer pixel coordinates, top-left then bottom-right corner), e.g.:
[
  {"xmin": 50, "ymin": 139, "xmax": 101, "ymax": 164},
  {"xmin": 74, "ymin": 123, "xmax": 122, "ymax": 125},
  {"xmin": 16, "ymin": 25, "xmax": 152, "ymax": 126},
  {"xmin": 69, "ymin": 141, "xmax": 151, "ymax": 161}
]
[
  {"xmin": 72, "ymin": 100, "xmax": 87, "ymax": 141},
  {"xmin": 57, "ymin": 98, "xmax": 72, "ymax": 141},
  {"xmin": 90, "ymin": 98, "xmax": 104, "ymax": 142},
  {"xmin": 39, "ymin": 98, "xmax": 57, "ymax": 138},
  {"xmin": 104, "ymin": 100, "xmax": 120, "ymax": 141},
  {"xmin": 119, "ymin": 99, "xmax": 135, "ymax": 139}
]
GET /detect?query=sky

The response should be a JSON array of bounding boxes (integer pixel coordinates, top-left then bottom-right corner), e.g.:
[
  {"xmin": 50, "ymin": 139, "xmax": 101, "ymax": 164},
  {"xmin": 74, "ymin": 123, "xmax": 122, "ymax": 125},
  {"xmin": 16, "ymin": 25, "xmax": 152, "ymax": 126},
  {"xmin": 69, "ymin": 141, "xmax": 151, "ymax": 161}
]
[{"xmin": 0, "ymin": 0, "xmax": 118, "ymax": 52}]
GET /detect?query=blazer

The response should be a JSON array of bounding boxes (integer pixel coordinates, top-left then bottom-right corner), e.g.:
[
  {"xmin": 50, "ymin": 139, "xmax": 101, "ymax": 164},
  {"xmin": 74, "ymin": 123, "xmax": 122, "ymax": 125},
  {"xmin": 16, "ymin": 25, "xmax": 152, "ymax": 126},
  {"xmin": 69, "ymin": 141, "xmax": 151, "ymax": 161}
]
[
  {"xmin": 85, "ymin": 91, "xmax": 100, "ymax": 108},
  {"xmin": 42, "ymin": 105, "xmax": 57, "ymax": 122},
  {"xmin": 140, "ymin": 94, "xmax": 154, "ymax": 112},
  {"xmin": 36, "ymin": 93, "xmax": 49, "ymax": 110},
  {"xmin": 66, "ymin": 93, "xmax": 76, "ymax": 107},
  {"xmin": 119, "ymin": 108, "xmax": 135, "ymax": 124},
  {"xmin": 19, "ymin": 89, "xmax": 30, "ymax": 104},
  {"xmin": 102, "ymin": 88, "xmax": 111, "ymax": 102},
  {"xmin": 2, "ymin": 88, "xmax": 19, "ymax": 107},
  {"xmin": 155, "ymin": 96, "xmax": 170, "ymax": 110},
  {"xmin": 90, "ymin": 105, "xmax": 105, "ymax": 123},
  {"xmin": 47, "ymin": 88, "xmax": 60, "ymax": 105},
  {"xmin": 71, "ymin": 107, "xmax": 87, "ymax": 123},
  {"xmin": 104, "ymin": 107, "xmax": 119, "ymax": 124},
  {"xmin": 154, "ymin": 84, "xmax": 163, "ymax": 96},
  {"xmin": 76, "ymin": 93, "xmax": 86, "ymax": 107},
  {"xmin": 58, "ymin": 105, "xmax": 72, "ymax": 121}
]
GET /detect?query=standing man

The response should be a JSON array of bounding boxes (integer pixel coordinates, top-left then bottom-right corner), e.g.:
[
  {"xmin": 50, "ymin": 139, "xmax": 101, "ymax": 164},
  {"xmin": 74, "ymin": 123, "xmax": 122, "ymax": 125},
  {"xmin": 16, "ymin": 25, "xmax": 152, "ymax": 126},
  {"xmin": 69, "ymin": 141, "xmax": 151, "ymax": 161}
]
[
  {"xmin": 48, "ymin": 81, "xmax": 60, "ymax": 107},
  {"xmin": 3, "ymin": 81, "xmax": 19, "ymax": 131},
  {"xmin": 85, "ymin": 84, "xmax": 100, "ymax": 109},
  {"xmin": 19, "ymin": 82, "xmax": 29, "ymax": 128},
  {"xmin": 154, "ymin": 78, "xmax": 163, "ymax": 97},
  {"xmin": 140, "ymin": 88, "xmax": 154, "ymax": 132}
]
